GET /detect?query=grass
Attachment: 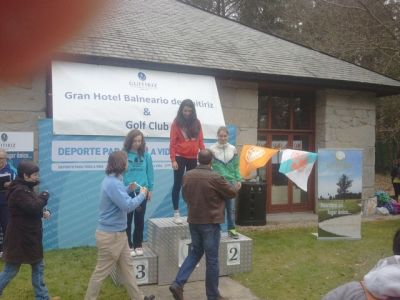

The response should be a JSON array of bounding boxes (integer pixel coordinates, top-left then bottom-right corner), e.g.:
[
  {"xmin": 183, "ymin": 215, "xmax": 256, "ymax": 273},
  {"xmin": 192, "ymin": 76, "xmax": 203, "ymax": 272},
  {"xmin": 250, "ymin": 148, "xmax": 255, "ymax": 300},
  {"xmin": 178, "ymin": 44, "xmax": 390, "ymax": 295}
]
[
  {"xmin": 0, "ymin": 247, "xmax": 131, "ymax": 299},
  {"xmin": 233, "ymin": 219, "xmax": 400, "ymax": 300},
  {"xmin": 0, "ymin": 219, "xmax": 399, "ymax": 299}
]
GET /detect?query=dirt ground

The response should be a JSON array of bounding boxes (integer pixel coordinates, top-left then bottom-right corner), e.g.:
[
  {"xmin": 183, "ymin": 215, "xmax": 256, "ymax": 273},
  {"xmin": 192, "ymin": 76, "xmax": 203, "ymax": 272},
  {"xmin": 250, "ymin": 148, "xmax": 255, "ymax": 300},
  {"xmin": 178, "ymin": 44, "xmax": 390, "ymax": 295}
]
[{"xmin": 375, "ymin": 173, "xmax": 394, "ymax": 196}]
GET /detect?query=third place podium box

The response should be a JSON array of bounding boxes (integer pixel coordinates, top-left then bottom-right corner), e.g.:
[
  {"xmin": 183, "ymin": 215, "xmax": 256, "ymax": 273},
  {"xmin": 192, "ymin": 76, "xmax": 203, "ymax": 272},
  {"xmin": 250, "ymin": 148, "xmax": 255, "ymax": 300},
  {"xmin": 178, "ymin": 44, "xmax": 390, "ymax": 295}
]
[{"xmin": 111, "ymin": 244, "xmax": 158, "ymax": 286}]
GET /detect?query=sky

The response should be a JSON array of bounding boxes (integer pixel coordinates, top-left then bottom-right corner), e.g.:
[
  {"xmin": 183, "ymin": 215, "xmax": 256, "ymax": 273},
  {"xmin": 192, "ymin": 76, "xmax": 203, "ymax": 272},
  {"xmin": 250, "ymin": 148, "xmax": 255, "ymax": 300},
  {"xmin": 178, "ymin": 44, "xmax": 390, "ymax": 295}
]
[{"xmin": 317, "ymin": 149, "xmax": 363, "ymax": 199}]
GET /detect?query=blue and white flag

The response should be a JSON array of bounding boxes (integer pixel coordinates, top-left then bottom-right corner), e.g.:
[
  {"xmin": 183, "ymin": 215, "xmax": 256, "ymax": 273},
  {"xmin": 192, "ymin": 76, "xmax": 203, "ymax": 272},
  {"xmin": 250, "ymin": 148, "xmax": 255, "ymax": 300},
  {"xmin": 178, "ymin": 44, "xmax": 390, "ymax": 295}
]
[{"xmin": 279, "ymin": 149, "xmax": 317, "ymax": 192}]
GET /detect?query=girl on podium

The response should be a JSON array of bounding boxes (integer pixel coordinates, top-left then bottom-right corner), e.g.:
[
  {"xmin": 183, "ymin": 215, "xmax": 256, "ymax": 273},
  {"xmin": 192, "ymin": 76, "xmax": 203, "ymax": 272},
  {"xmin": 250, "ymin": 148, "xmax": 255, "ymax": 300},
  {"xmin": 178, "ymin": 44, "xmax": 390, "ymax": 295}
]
[
  {"xmin": 210, "ymin": 126, "xmax": 242, "ymax": 239},
  {"xmin": 169, "ymin": 99, "xmax": 205, "ymax": 224},
  {"xmin": 123, "ymin": 129, "xmax": 154, "ymax": 256}
]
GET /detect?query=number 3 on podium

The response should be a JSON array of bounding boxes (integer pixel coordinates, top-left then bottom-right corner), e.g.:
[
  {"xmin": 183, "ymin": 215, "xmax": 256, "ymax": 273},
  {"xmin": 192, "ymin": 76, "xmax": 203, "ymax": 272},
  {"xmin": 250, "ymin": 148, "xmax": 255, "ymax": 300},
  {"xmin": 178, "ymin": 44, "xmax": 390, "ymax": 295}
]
[{"xmin": 134, "ymin": 259, "xmax": 148, "ymax": 284}]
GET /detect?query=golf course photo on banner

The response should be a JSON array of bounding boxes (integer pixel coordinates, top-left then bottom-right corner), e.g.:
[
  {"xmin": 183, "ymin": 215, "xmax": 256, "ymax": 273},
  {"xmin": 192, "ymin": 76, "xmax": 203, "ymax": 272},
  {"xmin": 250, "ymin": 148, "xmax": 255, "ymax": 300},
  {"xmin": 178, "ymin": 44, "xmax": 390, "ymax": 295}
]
[{"xmin": 317, "ymin": 149, "xmax": 363, "ymax": 239}]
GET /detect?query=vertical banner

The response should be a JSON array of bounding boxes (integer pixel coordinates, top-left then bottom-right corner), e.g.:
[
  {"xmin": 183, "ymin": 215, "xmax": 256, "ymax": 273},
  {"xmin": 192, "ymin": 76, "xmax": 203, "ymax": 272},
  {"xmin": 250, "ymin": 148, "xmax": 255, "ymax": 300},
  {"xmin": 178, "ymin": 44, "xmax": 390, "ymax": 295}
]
[
  {"xmin": 0, "ymin": 131, "xmax": 34, "ymax": 167},
  {"xmin": 317, "ymin": 149, "xmax": 363, "ymax": 239}
]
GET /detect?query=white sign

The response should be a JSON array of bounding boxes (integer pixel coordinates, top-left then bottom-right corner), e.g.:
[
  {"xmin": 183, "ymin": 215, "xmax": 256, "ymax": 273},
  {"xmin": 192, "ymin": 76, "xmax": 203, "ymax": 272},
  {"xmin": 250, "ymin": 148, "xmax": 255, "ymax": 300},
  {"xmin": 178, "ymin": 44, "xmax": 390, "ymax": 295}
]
[
  {"xmin": 0, "ymin": 132, "xmax": 34, "ymax": 152},
  {"xmin": 178, "ymin": 239, "xmax": 191, "ymax": 267},
  {"xmin": 133, "ymin": 259, "xmax": 149, "ymax": 284},
  {"xmin": 52, "ymin": 61, "xmax": 225, "ymax": 138},
  {"xmin": 178, "ymin": 238, "xmax": 200, "ymax": 268},
  {"xmin": 227, "ymin": 242, "xmax": 241, "ymax": 266}
]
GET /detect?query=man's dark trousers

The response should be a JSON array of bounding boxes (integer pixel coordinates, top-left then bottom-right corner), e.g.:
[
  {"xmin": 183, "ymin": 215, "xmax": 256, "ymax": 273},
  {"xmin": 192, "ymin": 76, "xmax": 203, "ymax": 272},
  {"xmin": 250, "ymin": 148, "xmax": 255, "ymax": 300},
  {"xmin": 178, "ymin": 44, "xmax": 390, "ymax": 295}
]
[{"xmin": 173, "ymin": 223, "xmax": 220, "ymax": 300}]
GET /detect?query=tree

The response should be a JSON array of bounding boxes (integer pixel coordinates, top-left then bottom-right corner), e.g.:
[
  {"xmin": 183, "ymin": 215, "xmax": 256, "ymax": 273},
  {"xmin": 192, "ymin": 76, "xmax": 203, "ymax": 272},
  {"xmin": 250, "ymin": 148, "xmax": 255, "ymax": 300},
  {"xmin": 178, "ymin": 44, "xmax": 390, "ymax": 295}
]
[
  {"xmin": 180, "ymin": 0, "xmax": 241, "ymax": 17},
  {"xmin": 336, "ymin": 174, "xmax": 353, "ymax": 198},
  {"xmin": 182, "ymin": 0, "xmax": 400, "ymax": 171}
]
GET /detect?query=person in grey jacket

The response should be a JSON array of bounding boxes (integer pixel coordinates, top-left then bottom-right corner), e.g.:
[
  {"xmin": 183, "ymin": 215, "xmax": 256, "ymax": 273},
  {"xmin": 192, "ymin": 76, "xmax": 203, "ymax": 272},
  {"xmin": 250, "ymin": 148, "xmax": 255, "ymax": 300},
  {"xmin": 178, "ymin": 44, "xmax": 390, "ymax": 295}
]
[
  {"xmin": 169, "ymin": 149, "xmax": 237, "ymax": 300},
  {"xmin": 322, "ymin": 229, "xmax": 400, "ymax": 300}
]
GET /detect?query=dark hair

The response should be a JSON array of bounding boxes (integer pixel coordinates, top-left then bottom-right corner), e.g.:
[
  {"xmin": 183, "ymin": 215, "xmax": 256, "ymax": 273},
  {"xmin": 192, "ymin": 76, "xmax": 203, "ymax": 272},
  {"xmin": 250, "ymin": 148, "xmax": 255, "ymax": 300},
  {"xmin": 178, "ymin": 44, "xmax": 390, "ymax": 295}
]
[
  {"xmin": 217, "ymin": 126, "xmax": 229, "ymax": 135},
  {"xmin": 175, "ymin": 99, "xmax": 201, "ymax": 138},
  {"xmin": 106, "ymin": 151, "xmax": 127, "ymax": 176},
  {"xmin": 198, "ymin": 149, "xmax": 213, "ymax": 165},
  {"xmin": 122, "ymin": 129, "xmax": 146, "ymax": 158},
  {"xmin": 17, "ymin": 160, "xmax": 39, "ymax": 178},
  {"xmin": 393, "ymin": 229, "xmax": 400, "ymax": 255}
]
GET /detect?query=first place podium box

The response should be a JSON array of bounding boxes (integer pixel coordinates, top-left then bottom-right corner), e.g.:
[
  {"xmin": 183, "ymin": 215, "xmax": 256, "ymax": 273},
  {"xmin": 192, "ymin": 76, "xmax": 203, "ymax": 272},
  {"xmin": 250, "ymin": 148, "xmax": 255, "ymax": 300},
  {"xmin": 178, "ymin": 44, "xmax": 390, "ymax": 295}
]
[{"xmin": 148, "ymin": 217, "xmax": 207, "ymax": 285}]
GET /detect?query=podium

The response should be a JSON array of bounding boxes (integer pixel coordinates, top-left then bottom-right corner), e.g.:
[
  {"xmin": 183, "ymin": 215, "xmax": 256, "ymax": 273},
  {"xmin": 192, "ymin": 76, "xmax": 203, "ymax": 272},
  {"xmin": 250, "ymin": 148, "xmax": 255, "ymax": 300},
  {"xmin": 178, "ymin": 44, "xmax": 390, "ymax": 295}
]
[
  {"xmin": 110, "ymin": 244, "xmax": 158, "ymax": 286},
  {"xmin": 111, "ymin": 217, "xmax": 253, "ymax": 286},
  {"xmin": 219, "ymin": 232, "xmax": 252, "ymax": 275},
  {"xmin": 148, "ymin": 217, "xmax": 207, "ymax": 284}
]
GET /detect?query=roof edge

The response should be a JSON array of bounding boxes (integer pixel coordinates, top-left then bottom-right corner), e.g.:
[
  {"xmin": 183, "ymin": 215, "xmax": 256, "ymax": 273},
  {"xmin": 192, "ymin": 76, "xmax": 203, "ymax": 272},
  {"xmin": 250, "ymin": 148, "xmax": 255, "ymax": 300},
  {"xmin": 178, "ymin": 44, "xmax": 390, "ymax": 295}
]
[{"xmin": 53, "ymin": 53, "xmax": 400, "ymax": 97}]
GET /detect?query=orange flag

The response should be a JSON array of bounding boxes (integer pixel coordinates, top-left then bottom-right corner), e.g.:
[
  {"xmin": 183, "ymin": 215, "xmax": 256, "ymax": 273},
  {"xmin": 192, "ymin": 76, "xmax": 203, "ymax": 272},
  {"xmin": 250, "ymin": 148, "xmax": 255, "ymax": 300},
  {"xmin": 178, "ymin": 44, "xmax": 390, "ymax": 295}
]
[{"xmin": 239, "ymin": 145, "xmax": 279, "ymax": 178}]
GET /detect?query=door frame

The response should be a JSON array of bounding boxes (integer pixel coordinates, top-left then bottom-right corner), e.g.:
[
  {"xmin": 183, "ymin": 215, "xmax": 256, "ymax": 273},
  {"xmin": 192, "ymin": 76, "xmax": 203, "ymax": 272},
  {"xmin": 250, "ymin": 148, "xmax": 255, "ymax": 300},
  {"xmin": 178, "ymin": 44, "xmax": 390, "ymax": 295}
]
[{"xmin": 257, "ymin": 89, "xmax": 316, "ymax": 213}]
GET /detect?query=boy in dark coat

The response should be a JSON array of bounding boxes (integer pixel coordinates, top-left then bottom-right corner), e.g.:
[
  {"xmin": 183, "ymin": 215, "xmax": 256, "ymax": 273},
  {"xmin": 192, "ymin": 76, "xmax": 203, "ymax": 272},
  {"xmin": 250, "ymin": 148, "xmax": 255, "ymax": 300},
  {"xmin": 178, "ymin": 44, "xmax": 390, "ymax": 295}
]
[{"xmin": 0, "ymin": 160, "xmax": 59, "ymax": 300}]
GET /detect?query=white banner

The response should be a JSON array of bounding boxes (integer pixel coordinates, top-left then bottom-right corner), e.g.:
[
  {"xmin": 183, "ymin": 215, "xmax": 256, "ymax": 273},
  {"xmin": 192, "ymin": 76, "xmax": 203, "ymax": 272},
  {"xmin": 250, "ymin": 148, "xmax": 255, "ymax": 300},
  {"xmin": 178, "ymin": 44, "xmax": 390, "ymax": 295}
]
[
  {"xmin": 0, "ymin": 132, "xmax": 34, "ymax": 152},
  {"xmin": 52, "ymin": 61, "xmax": 225, "ymax": 138}
]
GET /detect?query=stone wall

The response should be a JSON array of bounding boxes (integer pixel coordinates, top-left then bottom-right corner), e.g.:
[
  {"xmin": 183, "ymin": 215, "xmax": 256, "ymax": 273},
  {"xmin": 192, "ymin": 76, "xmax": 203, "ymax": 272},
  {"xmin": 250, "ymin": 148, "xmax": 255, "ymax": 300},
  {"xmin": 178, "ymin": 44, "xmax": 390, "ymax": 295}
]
[
  {"xmin": 316, "ymin": 89, "xmax": 376, "ymax": 199},
  {"xmin": 216, "ymin": 80, "xmax": 258, "ymax": 146},
  {"xmin": 0, "ymin": 74, "xmax": 47, "ymax": 159}
]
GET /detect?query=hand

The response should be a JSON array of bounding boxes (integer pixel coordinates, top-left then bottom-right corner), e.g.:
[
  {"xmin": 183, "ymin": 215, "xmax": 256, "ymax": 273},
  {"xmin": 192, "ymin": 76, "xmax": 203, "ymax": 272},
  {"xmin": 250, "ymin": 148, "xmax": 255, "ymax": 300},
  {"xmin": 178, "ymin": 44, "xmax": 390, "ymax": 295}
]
[
  {"xmin": 235, "ymin": 181, "xmax": 242, "ymax": 190},
  {"xmin": 147, "ymin": 191, "xmax": 152, "ymax": 201},
  {"xmin": 140, "ymin": 187, "xmax": 148, "ymax": 197},
  {"xmin": 3, "ymin": 182, "xmax": 10, "ymax": 188},
  {"xmin": 128, "ymin": 182, "xmax": 137, "ymax": 192},
  {"xmin": 172, "ymin": 161, "xmax": 178, "ymax": 170},
  {"xmin": 40, "ymin": 191, "xmax": 50, "ymax": 199},
  {"xmin": 43, "ymin": 210, "xmax": 51, "ymax": 219}
]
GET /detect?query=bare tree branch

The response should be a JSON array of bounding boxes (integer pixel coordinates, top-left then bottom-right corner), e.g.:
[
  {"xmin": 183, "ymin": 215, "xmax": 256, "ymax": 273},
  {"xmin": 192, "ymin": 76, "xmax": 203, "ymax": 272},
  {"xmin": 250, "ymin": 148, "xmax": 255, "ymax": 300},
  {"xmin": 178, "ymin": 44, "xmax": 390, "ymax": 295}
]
[
  {"xmin": 317, "ymin": 0, "xmax": 365, "ymax": 10},
  {"xmin": 357, "ymin": 0, "xmax": 398, "ymax": 40}
]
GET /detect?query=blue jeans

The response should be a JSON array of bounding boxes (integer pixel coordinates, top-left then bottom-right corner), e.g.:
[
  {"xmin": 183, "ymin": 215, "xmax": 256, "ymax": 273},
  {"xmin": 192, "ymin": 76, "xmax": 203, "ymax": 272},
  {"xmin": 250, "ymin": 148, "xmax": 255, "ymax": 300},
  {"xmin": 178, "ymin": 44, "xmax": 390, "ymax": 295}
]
[
  {"xmin": 225, "ymin": 197, "xmax": 236, "ymax": 231},
  {"xmin": 224, "ymin": 182, "xmax": 237, "ymax": 231},
  {"xmin": 173, "ymin": 223, "xmax": 220, "ymax": 300},
  {"xmin": 0, "ymin": 260, "xmax": 49, "ymax": 299}
]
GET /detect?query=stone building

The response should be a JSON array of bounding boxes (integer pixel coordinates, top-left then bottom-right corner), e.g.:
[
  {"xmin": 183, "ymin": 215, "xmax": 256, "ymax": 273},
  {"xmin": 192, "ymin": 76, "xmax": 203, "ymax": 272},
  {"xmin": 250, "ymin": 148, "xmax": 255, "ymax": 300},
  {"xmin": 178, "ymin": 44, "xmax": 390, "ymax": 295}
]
[{"xmin": 1, "ymin": 0, "xmax": 400, "ymax": 214}]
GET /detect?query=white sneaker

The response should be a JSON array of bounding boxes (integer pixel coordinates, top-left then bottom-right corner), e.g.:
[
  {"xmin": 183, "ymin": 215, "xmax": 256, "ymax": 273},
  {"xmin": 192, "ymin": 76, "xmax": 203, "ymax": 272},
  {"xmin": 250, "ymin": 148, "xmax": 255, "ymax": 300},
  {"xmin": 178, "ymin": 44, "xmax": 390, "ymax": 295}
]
[
  {"xmin": 173, "ymin": 212, "xmax": 183, "ymax": 224},
  {"xmin": 130, "ymin": 249, "xmax": 137, "ymax": 257},
  {"xmin": 135, "ymin": 247, "xmax": 144, "ymax": 256}
]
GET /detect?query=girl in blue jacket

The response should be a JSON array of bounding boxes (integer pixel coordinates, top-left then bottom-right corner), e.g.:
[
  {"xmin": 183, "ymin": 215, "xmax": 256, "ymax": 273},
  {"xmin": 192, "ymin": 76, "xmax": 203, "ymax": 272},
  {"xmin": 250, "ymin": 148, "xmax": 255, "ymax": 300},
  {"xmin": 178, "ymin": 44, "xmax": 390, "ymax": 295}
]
[{"xmin": 123, "ymin": 130, "xmax": 154, "ymax": 256}]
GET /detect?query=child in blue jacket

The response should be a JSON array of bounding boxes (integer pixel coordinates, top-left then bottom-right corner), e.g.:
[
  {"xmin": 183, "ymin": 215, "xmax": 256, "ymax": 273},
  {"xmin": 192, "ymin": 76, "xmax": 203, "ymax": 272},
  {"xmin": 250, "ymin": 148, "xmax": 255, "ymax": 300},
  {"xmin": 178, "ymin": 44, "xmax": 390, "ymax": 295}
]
[{"xmin": 123, "ymin": 130, "xmax": 154, "ymax": 256}]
